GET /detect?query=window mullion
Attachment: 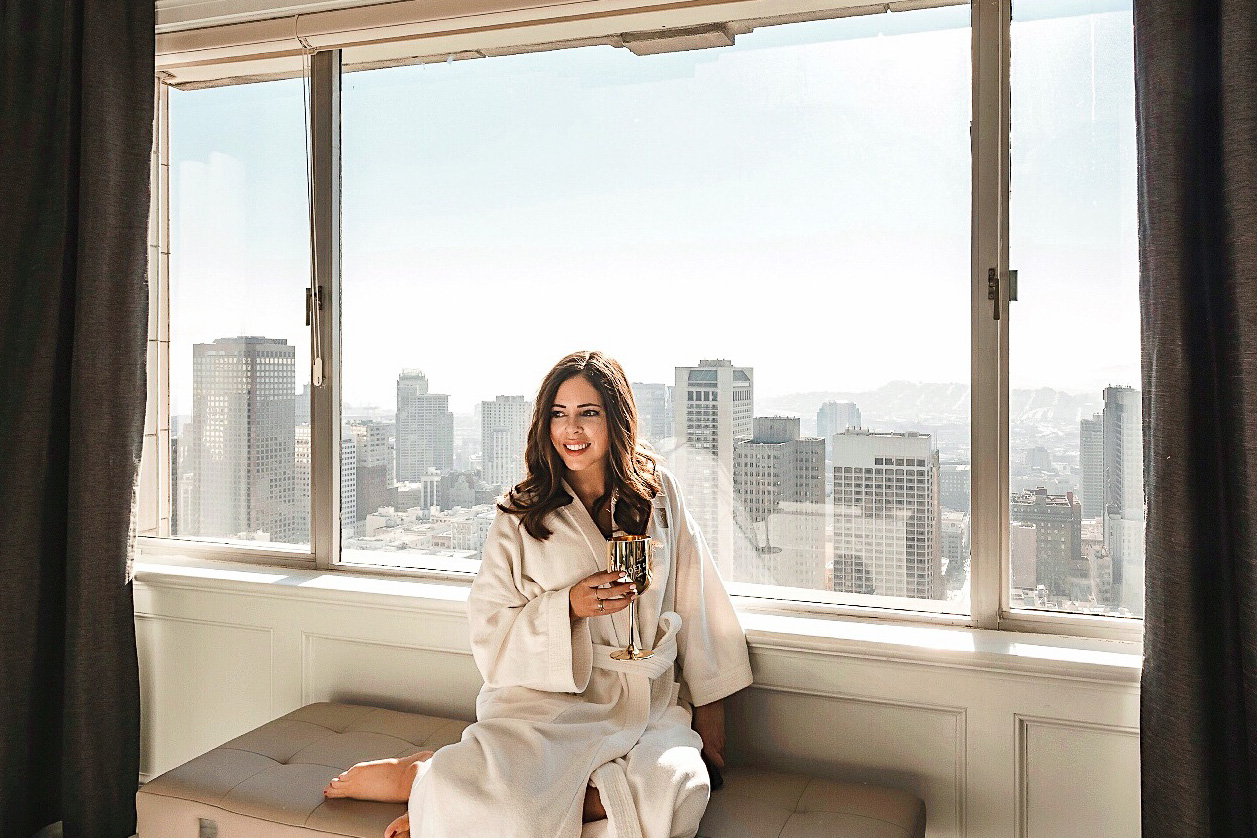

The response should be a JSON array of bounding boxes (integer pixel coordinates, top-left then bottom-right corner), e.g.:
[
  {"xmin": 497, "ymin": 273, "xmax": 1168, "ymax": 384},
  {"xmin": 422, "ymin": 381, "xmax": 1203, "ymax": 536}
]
[
  {"xmin": 969, "ymin": 0, "xmax": 1011, "ymax": 630},
  {"xmin": 310, "ymin": 49, "xmax": 342, "ymax": 571}
]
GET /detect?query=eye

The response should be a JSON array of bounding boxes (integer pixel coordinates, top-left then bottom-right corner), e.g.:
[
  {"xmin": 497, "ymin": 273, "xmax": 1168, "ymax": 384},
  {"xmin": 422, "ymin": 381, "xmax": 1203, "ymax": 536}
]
[
  {"xmin": 550, "ymin": 410, "xmax": 564, "ymax": 419},
  {"xmin": 582, "ymin": 409, "xmax": 601, "ymax": 417}
]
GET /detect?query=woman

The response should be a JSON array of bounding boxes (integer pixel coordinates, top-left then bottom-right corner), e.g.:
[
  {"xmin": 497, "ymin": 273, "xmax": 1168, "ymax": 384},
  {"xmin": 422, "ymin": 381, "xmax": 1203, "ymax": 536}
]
[{"xmin": 324, "ymin": 350, "xmax": 753, "ymax": 838}]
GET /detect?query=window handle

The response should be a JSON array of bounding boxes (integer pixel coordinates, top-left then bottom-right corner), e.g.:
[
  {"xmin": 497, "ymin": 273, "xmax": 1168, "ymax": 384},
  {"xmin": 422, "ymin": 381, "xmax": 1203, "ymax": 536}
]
[{"xmin": 987, "ymin": 268, "xmax": 1017, "ymax": 321}]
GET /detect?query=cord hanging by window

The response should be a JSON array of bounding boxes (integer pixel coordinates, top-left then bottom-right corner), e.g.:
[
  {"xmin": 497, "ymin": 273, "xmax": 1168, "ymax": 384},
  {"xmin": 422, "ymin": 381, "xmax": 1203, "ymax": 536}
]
[{"xmin": 298, "ymin": 19, "xmax": 324, "ymax": 387}]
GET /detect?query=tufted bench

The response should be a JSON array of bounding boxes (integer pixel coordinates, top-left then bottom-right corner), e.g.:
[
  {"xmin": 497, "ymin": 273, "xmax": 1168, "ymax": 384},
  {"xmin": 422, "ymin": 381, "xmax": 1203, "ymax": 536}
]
[{"xmin": 137, "ymin": 703, "xmax": 926, "ymax": 838}]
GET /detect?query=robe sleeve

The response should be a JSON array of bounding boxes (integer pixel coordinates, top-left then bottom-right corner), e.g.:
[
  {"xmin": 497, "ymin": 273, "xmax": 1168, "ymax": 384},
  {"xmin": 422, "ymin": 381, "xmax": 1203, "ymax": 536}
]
[
  {"xmin": 468, "ymin": 509, "xmax": 594, "ymax": 693},
  {"xmin": 667, "ymin": 472, "xmax": 755, "ymax": 707}
]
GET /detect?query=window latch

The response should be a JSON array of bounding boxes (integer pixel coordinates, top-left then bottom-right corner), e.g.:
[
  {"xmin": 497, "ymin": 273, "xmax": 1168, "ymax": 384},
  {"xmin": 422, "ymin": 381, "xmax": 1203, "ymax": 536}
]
[{"xmin": 987, "ymin": 268, "xmax": 1017, "ymax": 321}]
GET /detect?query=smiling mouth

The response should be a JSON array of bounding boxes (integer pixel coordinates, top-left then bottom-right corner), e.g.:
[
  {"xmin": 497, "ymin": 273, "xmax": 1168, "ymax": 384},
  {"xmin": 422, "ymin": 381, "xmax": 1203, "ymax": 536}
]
[{"xmin": 564, "ymin": 443, "xmax": 590, "ymax": 452}]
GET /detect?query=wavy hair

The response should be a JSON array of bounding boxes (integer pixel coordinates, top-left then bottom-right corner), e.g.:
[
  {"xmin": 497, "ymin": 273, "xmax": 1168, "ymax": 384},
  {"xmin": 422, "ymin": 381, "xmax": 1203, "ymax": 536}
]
[{"xmin": 499, "ymin": 351, "xmax": 661, "ymax": 540}]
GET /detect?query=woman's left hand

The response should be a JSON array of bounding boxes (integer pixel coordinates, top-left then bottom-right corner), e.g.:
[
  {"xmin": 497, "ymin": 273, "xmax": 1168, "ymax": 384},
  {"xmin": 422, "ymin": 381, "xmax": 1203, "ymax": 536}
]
[{"xmin": 692, "ymin": 699, "xmax": 726, "ymax": 769}]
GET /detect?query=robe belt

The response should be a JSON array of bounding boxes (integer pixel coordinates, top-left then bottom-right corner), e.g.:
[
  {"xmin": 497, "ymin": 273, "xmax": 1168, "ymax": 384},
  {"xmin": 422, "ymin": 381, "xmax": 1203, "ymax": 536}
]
[{"xmin": 591, "ymin": 611, "xmax": 681, "ymax": 680}]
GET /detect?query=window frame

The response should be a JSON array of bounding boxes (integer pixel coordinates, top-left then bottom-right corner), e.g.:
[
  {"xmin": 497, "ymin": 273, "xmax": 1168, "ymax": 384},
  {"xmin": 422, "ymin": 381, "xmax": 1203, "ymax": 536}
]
[{"xmin": 138, "ymin": 0, "xmax": 1144, "ymax": 644}]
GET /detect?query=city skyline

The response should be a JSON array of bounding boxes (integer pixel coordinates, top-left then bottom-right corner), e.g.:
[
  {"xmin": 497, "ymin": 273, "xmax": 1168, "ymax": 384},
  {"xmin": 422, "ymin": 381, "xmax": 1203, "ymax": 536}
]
[{"xmin": 169, "ymin": 333, "xmax": 1144, "ymax": 617}]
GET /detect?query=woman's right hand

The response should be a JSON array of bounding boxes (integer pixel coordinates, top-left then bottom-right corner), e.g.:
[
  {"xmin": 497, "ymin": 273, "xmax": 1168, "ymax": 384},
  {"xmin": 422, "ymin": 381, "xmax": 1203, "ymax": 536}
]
[{"xmin": 569, "ymin": 570, "xmax": 637, "ymax": 620}]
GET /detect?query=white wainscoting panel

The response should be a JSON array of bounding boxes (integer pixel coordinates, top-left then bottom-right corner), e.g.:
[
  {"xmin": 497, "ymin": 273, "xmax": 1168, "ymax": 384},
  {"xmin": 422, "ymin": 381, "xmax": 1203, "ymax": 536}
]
[
  {"xmin": 135, "ymin": 613, "xmax": 274, "ymax": 779},
  {"xmin": 1016, "ymin": 716, "xmax": 1141, "ymax": 838},
  {"xmin": 302, "ymin": 633, "xmax": 481, "ymax": 720},
  {"xmin": 134, "ymin": 563, "xmax": 1141, "ymax": 837},
  {"xmin": 730, "ymin": 684, "xmax": 966, "ymax": 838}
]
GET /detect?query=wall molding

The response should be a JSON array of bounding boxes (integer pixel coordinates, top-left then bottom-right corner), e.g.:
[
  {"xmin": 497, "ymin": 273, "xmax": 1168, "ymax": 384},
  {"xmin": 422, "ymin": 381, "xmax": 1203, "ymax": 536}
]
[{"xmin": 1015, "ymin": 714, "xmax": 1140, "ymax": 838}]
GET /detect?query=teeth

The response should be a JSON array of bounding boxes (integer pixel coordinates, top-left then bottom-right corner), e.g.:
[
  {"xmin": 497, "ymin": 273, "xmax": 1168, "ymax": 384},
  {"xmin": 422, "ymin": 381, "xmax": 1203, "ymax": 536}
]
[{"xmin": 565, "ymin": 443, "xmax": 589, "ymax": 451}]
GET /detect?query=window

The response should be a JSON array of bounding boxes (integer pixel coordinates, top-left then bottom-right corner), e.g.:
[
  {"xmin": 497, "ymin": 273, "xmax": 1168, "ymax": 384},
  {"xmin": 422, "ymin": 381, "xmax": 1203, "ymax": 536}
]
[
  {"xmin": 143, "ymin": 0, "xmax": 1143, "ymax": 638},
  {"xmin": 165, "ymin": 79, "xmax": 312, "ymax": 553},
  {"xmin": 1009, "ymin": 0, "xmax": 1140, "ymax": 619}
]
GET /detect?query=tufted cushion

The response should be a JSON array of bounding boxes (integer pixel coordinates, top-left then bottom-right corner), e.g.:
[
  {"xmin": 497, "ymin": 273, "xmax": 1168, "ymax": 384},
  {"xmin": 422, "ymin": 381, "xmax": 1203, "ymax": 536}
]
[{"xmin": 138, "ymin": 702, "xmax": 925, "ymax": 838}]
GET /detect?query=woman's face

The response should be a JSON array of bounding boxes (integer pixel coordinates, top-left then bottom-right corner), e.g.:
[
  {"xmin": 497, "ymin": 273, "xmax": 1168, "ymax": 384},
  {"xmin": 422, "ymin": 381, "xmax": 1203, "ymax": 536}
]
[{"xmin": 550, "ymin": 374, "xmax": 610, "ymax": 477}]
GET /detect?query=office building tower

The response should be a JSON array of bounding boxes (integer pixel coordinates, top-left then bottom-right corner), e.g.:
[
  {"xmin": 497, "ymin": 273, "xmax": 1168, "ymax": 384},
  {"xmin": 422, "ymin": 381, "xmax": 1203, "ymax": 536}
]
[
  {"xmin": 831, "ymin": 430, "xmax": 942, "ymax": 600},
  {"xmin": 732, "ymin": 417, "xmax": 826, "ymax": 589},
  {"xmin": 1010, "ymin": 522, "xmax": 1038, "ymax": 589},
  {"xmin": 631, "ymin": 382, "xmax": 673, "ymax": 448},
  {"xmin": 1102, "ymin": 385, "xmax": 1145, "ymax": 614},
  {"xmin": 348, "ymin": 420, "xmax": 392, "ymax": 530},
  {"xmin": 817, "ymin": 401, "xmax": 861, "ymax": 440},
  {"xmin": 941, "ymin": 510, "xmax": 970, "ymax": 589},
  {"xmin": 481, "ymin": 395, "xmax": 532, "ymax": 489},
  {"xmin": 1080, "ymin": 414, "xmax": 1104, "ymax": 518},
  {"xmin": 396, "ymin": 370, "xmax": 453, "ymax": 480},
  {"xmin": 186, "ymin": 336, "xmax": 297, "ymax": 541},
  {"xmin": 341, "ymin": 431, "xmax": 357, "ymax": 539},
  {"xmin": 939, "ymin": 463, "xmax": 972, "ymax": 514},
  {"xmin": 1010, "ymin": 487, "xmax": 1084, "ymax": 600},
  {"xmin": 295, "ymin": 424, "xmax": 311, "ymax": 542},
  {"xmin": 673, "ymin": 360, "xmax": 753, "ymax": 576}
]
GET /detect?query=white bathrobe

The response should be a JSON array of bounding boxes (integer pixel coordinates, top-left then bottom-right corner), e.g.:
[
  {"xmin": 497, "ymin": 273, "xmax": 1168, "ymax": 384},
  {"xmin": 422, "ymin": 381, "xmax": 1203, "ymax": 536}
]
[{"xmin": 407, "ymin": 468, "xmax": 753, "ymax": 838}]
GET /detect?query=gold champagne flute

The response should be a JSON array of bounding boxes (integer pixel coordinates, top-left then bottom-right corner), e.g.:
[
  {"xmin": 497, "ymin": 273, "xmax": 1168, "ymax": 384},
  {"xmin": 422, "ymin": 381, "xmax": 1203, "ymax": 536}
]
[{"xmin": 606, "ymin": 534, "xmax": 653, "ymax": 660}]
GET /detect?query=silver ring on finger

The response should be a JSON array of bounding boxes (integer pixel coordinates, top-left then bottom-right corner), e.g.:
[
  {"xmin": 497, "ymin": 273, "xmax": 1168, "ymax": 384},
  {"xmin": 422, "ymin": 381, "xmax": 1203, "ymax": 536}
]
[{"xmin": 598, "ymin": 599, "xmax": 605, "ymax": 612}]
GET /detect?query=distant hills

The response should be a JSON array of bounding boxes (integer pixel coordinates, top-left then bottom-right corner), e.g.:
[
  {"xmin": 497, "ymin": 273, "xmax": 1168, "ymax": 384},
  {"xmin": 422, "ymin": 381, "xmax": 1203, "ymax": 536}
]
[{"xmin": 759, "ymin": 382, "xmax": 1105, "ymax": 437}]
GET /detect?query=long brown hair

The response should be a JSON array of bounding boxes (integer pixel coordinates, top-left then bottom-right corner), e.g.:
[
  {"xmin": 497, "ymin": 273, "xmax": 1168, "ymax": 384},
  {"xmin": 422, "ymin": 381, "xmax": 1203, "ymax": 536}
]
[{"xmin": 499, "ymin": 351, "xmax": 662, "ymax": 540}]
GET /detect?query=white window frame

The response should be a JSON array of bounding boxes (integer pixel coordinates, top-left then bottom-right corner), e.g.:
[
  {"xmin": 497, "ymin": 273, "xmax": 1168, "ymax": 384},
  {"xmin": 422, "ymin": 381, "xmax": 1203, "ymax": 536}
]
[{"xmin": 138, "ymin": 0, "xmax": 1144, "ymax": 644}]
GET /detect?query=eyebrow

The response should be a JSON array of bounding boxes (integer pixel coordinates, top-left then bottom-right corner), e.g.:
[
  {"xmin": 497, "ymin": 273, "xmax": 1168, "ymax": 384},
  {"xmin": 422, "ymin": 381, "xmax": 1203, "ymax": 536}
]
[{"xmin": 552, "ymin": 402, "xmax": 602, "ymax": 409}]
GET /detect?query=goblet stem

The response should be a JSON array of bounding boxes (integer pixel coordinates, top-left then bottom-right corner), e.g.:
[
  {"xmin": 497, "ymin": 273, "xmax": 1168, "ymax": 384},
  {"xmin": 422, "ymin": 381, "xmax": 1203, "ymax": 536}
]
[{"xmin": 627, "ymin": 598, "xmax": 638, "ymax": 653}]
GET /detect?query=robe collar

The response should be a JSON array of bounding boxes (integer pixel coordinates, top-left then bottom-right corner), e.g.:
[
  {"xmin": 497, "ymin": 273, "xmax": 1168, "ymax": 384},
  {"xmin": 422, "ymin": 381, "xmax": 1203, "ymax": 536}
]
[{"xmin": 560, "ymin": 478, "xmax": 610, "ymax": 574}]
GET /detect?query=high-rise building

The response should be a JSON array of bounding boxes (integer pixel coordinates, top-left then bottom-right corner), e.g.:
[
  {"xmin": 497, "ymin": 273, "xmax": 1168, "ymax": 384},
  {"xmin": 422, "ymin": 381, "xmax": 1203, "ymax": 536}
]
[
  {"xmin": 1079, "ymin": 413, "xmax": 1104, "ymax": 518},
  {"xmin": 1010, "ymin": 487, "xmax": 1084, "ymax": 600},
  {"xmin": 481, "ymin": 395, "xmax": 532, "ymax": 489},
  {"xmin": 186, "ymin": 336, "xmax": 297, "ymax": 541},
  {"xmin": 341, "ymin": 431, "xmax": 357, "ymax": 540},
  {"xmin": 396, "ymin": 370, "xmax": 453, "ymax": 480},
  {"xmin": 631, "ymin": 382, "xmax": 673, "ymax": 448},
  {"xmin": 732, "ymin": 417, "xmax": 826, "ymax": 589},
  {"xmin": 831, "ymin": 430, "xmax": 942, "ymax": 600},
  {"xmin": 1102, "ymin": 385, "xmax": 1145, "ymax": 614},
  {"xmin": 817, "ymin": 401, "xmax": 861, "ymax": 440},
  {"xmin": 348, "ymin": 420, "xmax": 392, "ymax": 531},
  {"xmin": 673, "ymin": 360, "xmax": 753, "ymax": 575},
  {"xmin": 939, "ymin": 463, "xmax": 972, "ymax": 514},
  {"xmin": 295, "ymin": 424, "xmax": 311, "ymax": 542},
  {"xmin": 1010, "ymin": 522, "xmax": 1038, "ymax": 589}
]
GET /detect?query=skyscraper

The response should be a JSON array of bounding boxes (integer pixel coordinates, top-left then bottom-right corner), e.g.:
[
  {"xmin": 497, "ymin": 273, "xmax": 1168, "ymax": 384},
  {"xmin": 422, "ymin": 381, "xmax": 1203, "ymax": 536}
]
[
  {"xmin": 831, "ymin": 430, "xmax": 942, "ymax": 600},
  {"xmin": 732, "ymin": 417, "xmax": 826, "ymax": 589},
  {"xmin": 1010, "ymin": 487, "xmax": 1084, "ymax": 600},
  {"xmin": 481, "ymin": 395, "xmax": 532, "ymax": 489},
  {"xmin": 673, "ymin": 360, "xmax": 753, "ymax": 575},
  {"xmin": 295, "ymin": 424, "xmax": 311, "ymax": 543},
  {"xmin": 631, "ymin": 382, "xmax": 673, "ymax": 448},
  {"xmin": 1102, "ymin": 385, "xmax": 1145, "ymax": 615},
  {"xmin": 186, "ymin": 336, "xmax": 297, "ymax": 541},
  {"xmin": 1079, "ymin": 413, "xmax": 1104, "ymax": 519},
  {"xmin": 817, "ymin": 401, "xmax": 861, "ymax": 440},
  {"xmin": 396, "ymin": 370, "xmax": 453, "ymax": 481},
  {"xmin": 348, "ymin": 420, "xmax": 392, "ymax": 531},
  {"xmin": 341, "ymin": 431, "xmax": 358, "ymax": 540}
]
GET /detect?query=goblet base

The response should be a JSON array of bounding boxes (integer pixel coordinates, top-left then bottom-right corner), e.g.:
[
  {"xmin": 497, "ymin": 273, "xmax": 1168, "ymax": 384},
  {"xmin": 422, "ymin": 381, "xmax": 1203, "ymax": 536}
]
[{"xmin": 610, "ymin": 647, "xmax": 654, "ymax": 661}]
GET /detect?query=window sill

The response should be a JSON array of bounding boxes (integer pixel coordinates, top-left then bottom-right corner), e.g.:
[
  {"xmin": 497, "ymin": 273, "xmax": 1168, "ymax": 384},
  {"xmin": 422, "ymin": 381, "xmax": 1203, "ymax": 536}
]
[{"xmin": 133, "ymin": 554, "xmax": 1142, "ymax": 686}]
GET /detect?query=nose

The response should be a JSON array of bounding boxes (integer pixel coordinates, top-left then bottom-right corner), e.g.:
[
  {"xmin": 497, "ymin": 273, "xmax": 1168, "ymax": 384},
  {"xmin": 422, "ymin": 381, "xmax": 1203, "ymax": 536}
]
[{"xmin": 564, "ymin": 414, "xmax": 585, "ymax": 436}]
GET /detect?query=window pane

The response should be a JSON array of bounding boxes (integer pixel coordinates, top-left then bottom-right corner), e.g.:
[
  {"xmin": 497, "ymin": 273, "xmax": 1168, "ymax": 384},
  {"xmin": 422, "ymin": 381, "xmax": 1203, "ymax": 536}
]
[
  {"xmin": 1009, "ymin": 0, "xmax": 1141, "ymax": 617},
  {"xmin": 341, "ymin": 5, "xmax": 972, "ymax": 612},
  {"xmin": 169, "ymin": 81, "xmax": 312, "ymax": 549}
]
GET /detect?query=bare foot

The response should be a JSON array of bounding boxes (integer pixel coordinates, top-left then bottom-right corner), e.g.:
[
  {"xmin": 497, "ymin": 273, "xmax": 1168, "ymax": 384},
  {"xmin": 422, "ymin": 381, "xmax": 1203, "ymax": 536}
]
[
  {"xmin": 324, "ymin": 751, "xmax": 433, "ymax": 801},
  {"xmin": 385, "ymin": 812, "xmax": 410, "ymax": 838}
]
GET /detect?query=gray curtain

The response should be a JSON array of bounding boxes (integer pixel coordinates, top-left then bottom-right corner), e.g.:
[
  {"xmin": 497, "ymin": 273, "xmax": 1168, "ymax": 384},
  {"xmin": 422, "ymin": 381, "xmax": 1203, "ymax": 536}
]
[
  {"xmin": 0, "ymin": 2, "xmax": 153, "ymax": 837},
  {"xmin": 1137, "ymin": 1, "xmax": 1257, "ymax": 835}
]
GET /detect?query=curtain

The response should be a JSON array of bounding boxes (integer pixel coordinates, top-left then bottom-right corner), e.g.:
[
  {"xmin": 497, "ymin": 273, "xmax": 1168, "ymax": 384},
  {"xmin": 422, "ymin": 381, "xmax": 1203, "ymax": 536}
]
[
  {"xmin": 0, "ymin": 1, "xmax": 154, "ymax": 836},
  {"xmin": 1136, "ymin": 1, "xmax": 1257, "ymax": 835}
]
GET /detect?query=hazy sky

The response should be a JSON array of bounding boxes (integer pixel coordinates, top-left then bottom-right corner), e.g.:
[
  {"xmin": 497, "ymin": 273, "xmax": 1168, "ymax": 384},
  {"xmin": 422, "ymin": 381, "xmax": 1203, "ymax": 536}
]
[{"xmin": 169, "ymin": 0, "xmax": 1138, "ymax": 416}]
